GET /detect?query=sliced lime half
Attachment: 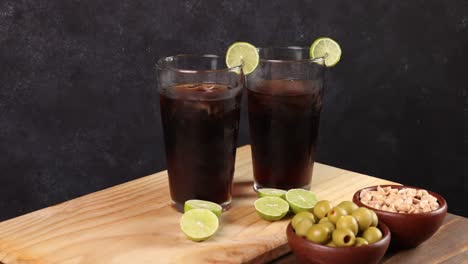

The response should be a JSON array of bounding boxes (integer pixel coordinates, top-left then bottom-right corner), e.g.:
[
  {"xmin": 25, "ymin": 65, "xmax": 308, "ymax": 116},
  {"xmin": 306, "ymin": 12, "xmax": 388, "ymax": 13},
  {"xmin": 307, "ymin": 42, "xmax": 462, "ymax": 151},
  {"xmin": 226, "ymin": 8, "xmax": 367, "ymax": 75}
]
[
  {"xmin": 254, "ymin": 196, "xmax": 290, "ymax": 221},
  {"xmin": 180, "ymin": 208, "xmax": 219, "ymax": 242},
  {"xmin": 184, "ymin": 199, "xmax": 222, "ymax": 217},
  {"xmin": 286, "ymin": 189, "xmax": 318, "ymax": 214},
  {"xmin": 225, "ymin": 42, "xmax": 259, "ymax": 74},
  {"xmin": 310, "ymin": 37, "xmax": 342, "ymax": 67},
  {"xmin": 257, "ymin": 188, "xmax": 287, "ymax": 199}
]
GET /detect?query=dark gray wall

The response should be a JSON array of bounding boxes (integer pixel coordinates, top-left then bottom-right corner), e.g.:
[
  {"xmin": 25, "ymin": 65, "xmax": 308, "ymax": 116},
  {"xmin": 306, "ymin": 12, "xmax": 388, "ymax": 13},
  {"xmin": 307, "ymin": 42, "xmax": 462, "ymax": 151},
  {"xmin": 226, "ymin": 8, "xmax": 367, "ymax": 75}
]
[{"xmin": 0, "ymin": 0, "xmax": 467, "ymax": 220}]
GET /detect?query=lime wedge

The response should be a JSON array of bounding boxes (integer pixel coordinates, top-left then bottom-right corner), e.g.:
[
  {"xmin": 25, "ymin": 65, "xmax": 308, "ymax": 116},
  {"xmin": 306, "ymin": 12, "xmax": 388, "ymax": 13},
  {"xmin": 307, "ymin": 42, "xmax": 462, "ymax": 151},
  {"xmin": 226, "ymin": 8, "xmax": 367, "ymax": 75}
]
[
  {"xmin": 180, "ymin": 208, "xmax": 219, "ymax": 242},
  {"xmin": 286, "ymin": 189, "xmax": 318, "ymax": 214},
  {"xmin": 257, "ymin": 188, "xmax": 287, "ymax": 199},
  {"xmin": 184, "ymin": 199, "xmax": 222, "ymax": 217},
  {"xmin": 254, "ymin": 196, "xmax": 289, "ymax": 221},
  {"xmin": 310, "ymin": 37, "xmax": 342, "ymax": 67},
  {"xmin": 225, "ymin": 42, "xmax": 259, "ymax": 74}
]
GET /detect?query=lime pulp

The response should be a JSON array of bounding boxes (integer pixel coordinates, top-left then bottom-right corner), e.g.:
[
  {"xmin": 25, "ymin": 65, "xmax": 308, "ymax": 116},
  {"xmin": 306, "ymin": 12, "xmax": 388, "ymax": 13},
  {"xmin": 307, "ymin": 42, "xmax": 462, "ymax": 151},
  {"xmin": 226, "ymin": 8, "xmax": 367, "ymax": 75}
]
[
  {"xmin": 257, "ymin": 188, "xmax": 287, "ymax": 199},
  {"xmin": 254, "ymin": 196, "xmax": 290, "ymax": 221},
  {"xmin": 310, "ymin": 37, "xmax": 342, "ymax": 67},
  {"xmin": 285, "ymin": 189, "xmax": 318, "ymax": 214},
  {"xmin": 184, "ymin": 199, "xmax": 222, "ymax": 217},
  {"xmin": 180, "ymin": 208, "xmax": 219, "ymax": 242},
  {"xmin": 225, "ymin": 42, "xmax": 259, "ymax": 74}
]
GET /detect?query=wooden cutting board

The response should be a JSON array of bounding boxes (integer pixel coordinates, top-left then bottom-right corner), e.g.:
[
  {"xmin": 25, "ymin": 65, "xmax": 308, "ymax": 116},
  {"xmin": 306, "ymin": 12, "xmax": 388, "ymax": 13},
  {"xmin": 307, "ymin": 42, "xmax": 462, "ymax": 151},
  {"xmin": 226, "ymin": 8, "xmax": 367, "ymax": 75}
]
[{"xmin": 0, "ymin": 145, "xmax": 396, "ymax": 264}]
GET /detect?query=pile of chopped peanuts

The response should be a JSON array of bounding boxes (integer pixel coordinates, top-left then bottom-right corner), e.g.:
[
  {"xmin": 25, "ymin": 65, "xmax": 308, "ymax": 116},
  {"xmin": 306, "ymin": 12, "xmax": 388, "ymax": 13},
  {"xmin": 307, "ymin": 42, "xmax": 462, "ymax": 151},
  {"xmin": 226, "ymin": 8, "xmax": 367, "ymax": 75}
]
[{"xmin": 360, "ymin": 186, "xmax": 439, "ymax": 213}]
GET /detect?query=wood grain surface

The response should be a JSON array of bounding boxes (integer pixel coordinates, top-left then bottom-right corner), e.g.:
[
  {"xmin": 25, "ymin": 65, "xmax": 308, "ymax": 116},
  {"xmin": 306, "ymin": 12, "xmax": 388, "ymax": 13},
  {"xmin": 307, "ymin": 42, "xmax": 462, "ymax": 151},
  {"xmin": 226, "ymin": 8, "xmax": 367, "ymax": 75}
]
[{"xmin": 0, "ymin": 145, "xmax": 398, "ymax": 264}]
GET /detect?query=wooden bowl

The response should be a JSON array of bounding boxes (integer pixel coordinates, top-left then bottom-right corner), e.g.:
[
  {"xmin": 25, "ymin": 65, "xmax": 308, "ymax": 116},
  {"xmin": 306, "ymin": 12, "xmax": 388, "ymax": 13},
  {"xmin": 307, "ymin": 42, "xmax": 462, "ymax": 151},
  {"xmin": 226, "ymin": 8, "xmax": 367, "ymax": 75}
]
[
  {"xmin": 286, "ymin": 222, "xmax": 391, "ymax": 264},
  {"xmin": 353, "ymin": 185, "xmax": 447, "ymax": 249}
]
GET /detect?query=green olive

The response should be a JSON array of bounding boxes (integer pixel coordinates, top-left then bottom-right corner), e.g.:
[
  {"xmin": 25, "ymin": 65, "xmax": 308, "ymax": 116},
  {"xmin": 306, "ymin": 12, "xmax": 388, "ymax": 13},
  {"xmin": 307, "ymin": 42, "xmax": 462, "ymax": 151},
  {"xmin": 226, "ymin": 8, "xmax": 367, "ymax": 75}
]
[
  {"xmin": 336, "ymin": 215, "xmax": 358, "ymax": 235},
  {"xmin": 332, "ymin": 228, "xmax": 356, "ymax": 247},
  {"xmin": 337, "ymin": 201, "xmax": 359, "ymax": 214},
  {"xmin": 313, "ymin": 200, "xmax": 332, "ymax": 219},
  {"xmin": 355, "ymin": 237, "xmax": 369, "ymax": 247},
  {"xmin": 294, "ymin": 219, "xmax": 314, "ymax": 237},
  {"xmin": 292, "ymin": 216, "xmax": 303, "ymax": 231},
  {"xmin": 306, "ymin": 224, "xmax": 330, "ymax": 244},
  {"xmin": 352, "ymin": 207, "xmax": 373, "ymax": 232},
  {"xmin": 370, "ymin": 210, "xmax": 378, "ymax": 227},
  {"xmin": 327, "ymin": 206, "xmax": 348, "ymax": 224},
  {"xmin": 317, "ymin": 221, "xmax": 335, "ymax": 234},
  {"xmin": 292, "ymin": 211, "xmax": 316, "ymax": 231},
  {"xmin": 319, "ymin": 217, "xmax": 330, "ymax": 223},
  {"xmin": 362, "ymin": 227, "xmax": 383, "ymax": 244},
  {"xmin": 326, "ymin": 241, "xmax": 337, "ymax": 247}
]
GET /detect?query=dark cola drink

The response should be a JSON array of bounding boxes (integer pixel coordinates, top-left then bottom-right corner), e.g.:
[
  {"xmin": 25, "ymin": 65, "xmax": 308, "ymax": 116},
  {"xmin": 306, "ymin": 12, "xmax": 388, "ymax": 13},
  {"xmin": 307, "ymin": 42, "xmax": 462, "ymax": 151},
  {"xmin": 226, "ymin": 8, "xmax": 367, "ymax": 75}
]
[
  {"xmin": 160, "ymin": 83, "xmax": 242, "ymax": 211},
  {"xmin": 248, "ymin": 79, "xmax": 323, "ymax": 190}
]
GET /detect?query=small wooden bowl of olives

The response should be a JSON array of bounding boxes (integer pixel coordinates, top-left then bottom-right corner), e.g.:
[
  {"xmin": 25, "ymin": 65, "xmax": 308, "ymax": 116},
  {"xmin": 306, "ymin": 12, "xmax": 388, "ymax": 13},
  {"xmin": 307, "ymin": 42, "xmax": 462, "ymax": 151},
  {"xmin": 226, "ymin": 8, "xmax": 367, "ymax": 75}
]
[
  {"xmin": 286, "ymin": 200, "xmax": 391, "ymax": 264},
  {"xmin": 353, "ymin": 185, "xmax": 447, "ymax": 249}
]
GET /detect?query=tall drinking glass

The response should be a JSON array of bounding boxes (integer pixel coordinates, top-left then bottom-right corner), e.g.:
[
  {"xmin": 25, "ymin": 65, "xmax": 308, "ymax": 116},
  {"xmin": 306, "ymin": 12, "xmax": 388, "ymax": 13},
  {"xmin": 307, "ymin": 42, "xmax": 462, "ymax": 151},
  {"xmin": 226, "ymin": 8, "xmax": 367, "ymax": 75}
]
[
  {"xmin": 247, "ymin": 47, "xmax": 325, "ymax": 190},
  {"xmin": 156, "ymin": 55, "xmax": 244, "ymax": 211}
]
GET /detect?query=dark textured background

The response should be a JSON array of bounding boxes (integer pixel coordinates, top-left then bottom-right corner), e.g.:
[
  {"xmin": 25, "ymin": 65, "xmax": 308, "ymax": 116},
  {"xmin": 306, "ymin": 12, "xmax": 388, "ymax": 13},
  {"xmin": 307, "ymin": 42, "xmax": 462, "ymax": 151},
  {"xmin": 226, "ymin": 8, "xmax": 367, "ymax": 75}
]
[{"xmin": 0, "ymin": 0, "xmax": 467, "ymax": 220}]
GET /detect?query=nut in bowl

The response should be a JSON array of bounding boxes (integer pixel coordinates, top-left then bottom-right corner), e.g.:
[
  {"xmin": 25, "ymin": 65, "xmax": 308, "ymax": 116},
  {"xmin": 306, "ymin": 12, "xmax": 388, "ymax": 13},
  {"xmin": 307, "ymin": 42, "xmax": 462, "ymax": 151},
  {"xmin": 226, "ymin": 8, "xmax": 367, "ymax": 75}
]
[{"xmin": 353, "ymin": 185, "xmax": 447, "ymax": 249}]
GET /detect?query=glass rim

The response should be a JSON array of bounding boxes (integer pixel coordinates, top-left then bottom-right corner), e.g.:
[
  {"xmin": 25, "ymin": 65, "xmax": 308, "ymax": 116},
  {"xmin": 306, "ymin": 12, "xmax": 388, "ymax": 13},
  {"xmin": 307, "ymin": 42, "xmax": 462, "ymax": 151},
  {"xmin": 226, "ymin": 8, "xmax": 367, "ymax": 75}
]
[
  {"xmin": 155, "ymin": 54, "xmax": 242, "ymax": 73},
  {"xmin": 257, "ymin": 46, "xmax": 326, "ymax": 64}
]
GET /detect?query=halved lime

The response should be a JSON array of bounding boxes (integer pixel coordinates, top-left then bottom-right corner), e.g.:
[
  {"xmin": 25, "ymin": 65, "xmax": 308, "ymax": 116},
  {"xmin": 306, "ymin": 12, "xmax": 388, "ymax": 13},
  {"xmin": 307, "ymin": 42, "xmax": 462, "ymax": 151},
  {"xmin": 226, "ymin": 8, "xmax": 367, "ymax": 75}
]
[
  {"xmin": 225, "ymin": 42, "xmax": 259, "ymax": 74},
  {"xmin": 254, "ymin": 196, "xmax": 290, "ymax": 221},
  {"xmin": 184, "ymin": 199, "xmax": 222, "ymax": 217},
  {"xmin": 286, "ymin": 189, "xmax": 318, "ymax": 214},
  {"xmin": 180, "ymin": 208, "xmax": 219, "ymax": 242},
  {"xmin": 257, "ymin": 188, "xmax": 287, "ymax": 199},
  {"xmin": 310, "ymin": 37, "xmax": 342, "ymax": 67}
]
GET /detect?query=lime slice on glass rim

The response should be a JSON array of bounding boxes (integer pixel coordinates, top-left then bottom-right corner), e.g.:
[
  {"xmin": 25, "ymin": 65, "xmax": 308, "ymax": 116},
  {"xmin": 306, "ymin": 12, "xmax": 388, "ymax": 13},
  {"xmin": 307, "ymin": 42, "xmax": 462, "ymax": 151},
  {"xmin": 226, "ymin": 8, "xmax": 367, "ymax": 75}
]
[
  {"xmin": 184, "ymin": 199, "xmax": 222, "ymax": 217},
  {"xmin": 310, "ymin": 37, "xmax": 342, "ymax": 67},
  {"xmin": 180, "ymin": 208, "xmax": 219, "ymax": 242},
  {"xmin": 225, "ymin": 42, "xmax": 259, "ymax": 74},
  {"xmin": 254, "ymin": 196, "xmax": 290, "ymax": 221},
  {"xmin": 285, "ymin": 189, "xmax": 318, "ymax": 214},
  {"xmin": 257, "ymin": 188, "xmax": 287, "ymax": 199}
]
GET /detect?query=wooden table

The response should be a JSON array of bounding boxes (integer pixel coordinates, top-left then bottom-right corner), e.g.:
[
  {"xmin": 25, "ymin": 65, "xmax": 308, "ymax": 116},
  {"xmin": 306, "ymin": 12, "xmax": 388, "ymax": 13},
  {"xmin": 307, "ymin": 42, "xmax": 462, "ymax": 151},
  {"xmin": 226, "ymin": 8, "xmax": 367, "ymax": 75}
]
[{"xmin": 0, "ymin": 145, "xmax": 466, "ymax": 264}]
